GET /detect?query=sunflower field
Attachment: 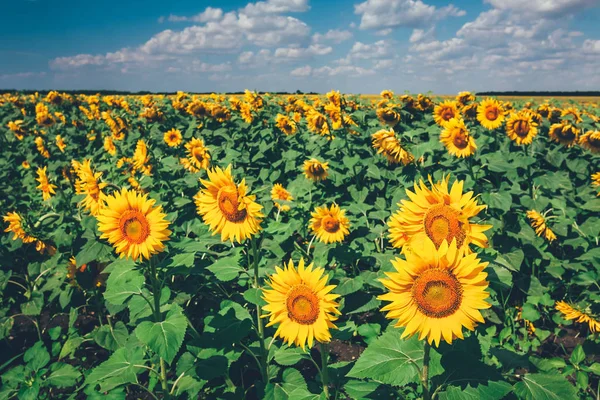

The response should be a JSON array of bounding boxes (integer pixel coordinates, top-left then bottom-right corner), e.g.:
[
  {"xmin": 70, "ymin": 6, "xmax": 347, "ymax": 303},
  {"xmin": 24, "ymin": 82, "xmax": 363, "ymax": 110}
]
[{"xmin": 1, "ymin": 89, "xmax": 599, "ymax": 400}]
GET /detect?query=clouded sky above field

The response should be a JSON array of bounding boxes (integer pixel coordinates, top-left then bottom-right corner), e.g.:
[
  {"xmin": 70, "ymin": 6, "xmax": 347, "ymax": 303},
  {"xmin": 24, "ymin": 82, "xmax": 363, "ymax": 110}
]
[{"xmin": 2, "ymin": 0, "xmax": 600, "ymax": 93}]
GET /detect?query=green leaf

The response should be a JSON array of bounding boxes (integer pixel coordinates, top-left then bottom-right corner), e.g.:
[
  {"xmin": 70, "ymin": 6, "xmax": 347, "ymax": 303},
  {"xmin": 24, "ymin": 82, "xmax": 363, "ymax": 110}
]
[
  {"xmin": 274, "ymin": 345, "xmax": 306, "ymax": 366},
  {"xmin": 46, "ymin": 363, "xmax": 81, "ymax": 388},
  {"xmin": 206, "ymin": 248, "xmax": 244, "ymax": 281},
  {"xmin": 513, "ymin": 373, "xmax": 577, "ymax": 400},
  {"xmin": 485, "ymin": 191, "xmax": 512, "ymax": 212},
  {"xmin": 75, "ymin": 240, "xmax": 113, "ymax": 267},
  {"xmin": 59, "ymin": 336, "xmax": 85, "ymax": 360},
  {"xmin": 103, "ymin": 261, "xmax": 145, "ymax": 305},
  {"xmin": 495, "ymin": 250, "xmax": 524, "ymax": 272},
  {"xmin": 94, "ymin": 321, "xmax": 129, "ymax": 351},
  {"xmin": 86, "ymin": 346, "xmax": 146, "ymax": 392},
  {"xmin": 23, "ymin": 341, "xmax": 50, "ymax": 372},
  {"xmin": 439, "ymin": 381, "xmax": 512, "ymax": 400},
  {"xmin": 135, "ymin": 307, "xmax": 187, "ymax": 364},
  {"xmin": 244, "ymin": 288, "xmax": 267, "ymax": 306},
  {"xmin": 169, "ymin": 252, "xmax": 196, "ymax": 268},
  {"xmin": 569, "ymin": 344, "xmax": 585, "ymax": 365},
  {"xmin": 347, "ymin": 331, "xmax": 424, "ymax": 386}
]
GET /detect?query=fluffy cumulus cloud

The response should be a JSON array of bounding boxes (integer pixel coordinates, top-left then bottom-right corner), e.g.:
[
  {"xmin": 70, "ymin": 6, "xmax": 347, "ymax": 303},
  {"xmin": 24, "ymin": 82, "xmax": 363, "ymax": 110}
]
[{"xmin": 312, "ymin": 29, "xmax": 353, "ymax": 44}]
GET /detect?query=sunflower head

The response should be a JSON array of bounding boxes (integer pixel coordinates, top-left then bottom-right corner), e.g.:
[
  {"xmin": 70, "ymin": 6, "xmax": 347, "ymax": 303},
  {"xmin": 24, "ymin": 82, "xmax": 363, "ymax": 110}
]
[
  {"xmin": 271, "ymin": 183, "xmax": 293, "ymax": 211},
  {"xmin": 376, "ymin": 107, "xmax": 401, "ymax": 127},
  {"xmin": 262, "ymin": 257, "xmax": 341, "ymax": 350},
  {"xmin": 310, "ymin": 203, "xmax": 351, "ymax": 244},
  {"xmin": 579, "ymin": 131, "xmax": 600, "ymax": 153},
  {"xmin": 303, "ymin": 159, "xmax": 329, "ymax": 182},
  {"xmin": 440, "ymin": 118, "xmax": 476, "ymax": 158},
  {"xmin": 433, "ymin": 101, "xmax": 459, "ymax": 127},
  {"xmin": 555, "ymin": 301, "xmax": 600, "ymax": 334},
  {"xmin": 549, "ymin": 123, "xmax": 579, "ymax": 147},
  {"xmin": 96, "ymin": 188, "xmax": 172, "ymax": 261},
  {"xmin": 380, "ymin": 90, "xmax": 394, "ymax": 100},
  {"xmin": 371, "ymin": 129, "xmax": 414, "ymax": 165},
  {"xmin": 181, "ymin": 138, "xmax": 211, "ymax": 172},
  {"xmin": 477, "ymin": 98, "xmax": 505, "ymax": 130},
  {"xmin": 164, "ymin": 128, "xmax": 182, "ymax": 147},
  {"xmin": 456, "ymin": 91, "xmax": 475, "ymax": 106},
  {"xmin": 379, "ymin": 239, "xmax": 491, "ymax": 346},
  {"xmin": 506, "ymin": 111, "xmax": 538, "ymax": 145},
  {"xmin": 276, "ymin": 114, "xmax": 297, "ymax": 135},
  {"xmin": 526, "ymin": 210, "xmax": 557, "ymax": 243}
]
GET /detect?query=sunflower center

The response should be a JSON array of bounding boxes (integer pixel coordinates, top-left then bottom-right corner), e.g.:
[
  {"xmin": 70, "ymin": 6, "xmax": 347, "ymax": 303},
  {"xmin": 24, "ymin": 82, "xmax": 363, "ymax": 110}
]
[
  {"xmin": 452, "ymin": 131, "xmax": 469, "ymax": 149},
  {"xmin": 423, "ymin": 204, "xmax": 465, "ymax": 248},
  {"xmin": 322, "ymin": 216, "xmax": 340, "ymax": 233},
  {"xmin": 310, "ymin": 164, "xmax": 325, "ymax": 176},
  {"xmin": 286, "ymin": 284, "xmax": 320, "ymax": 325},
  {"xmin": 119, "ymin": 210, "xmax": 150, "ymax": 244},
  {"xmin": 441, "ymin": 108, "xmax": 454, "ymax": 121},
  {"xmin": 514, "ymin": 120, "xmax": 530, "ymax": 137},
  {"xmin": 217, "ymin": 185, "xmax": 247, "ymax": 223},
  {"xmin": 383, "ymin": 111, "xmax": 397, "ymax": 122},
  {"xmin": 412, "ymin": 268, "xmax": 462, "ymax": 318},
  {"xmin": 485, "ymin": 107, "xmax": 499, "ymax": 121},
  {"xmin": 192, "ymin": 147, "xmax": 205, "ymax": 160},
  {"xmin": 559, "ymin": 127, "xmax": 576, "ymax": 141},
  {"xmin": 589, "ymin": 136, "xmax": 600, "ymax": 148}
]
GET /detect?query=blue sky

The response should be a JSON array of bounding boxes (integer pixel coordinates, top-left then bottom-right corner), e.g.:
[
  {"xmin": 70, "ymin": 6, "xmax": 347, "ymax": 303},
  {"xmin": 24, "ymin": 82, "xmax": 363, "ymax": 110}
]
[{"xmin": 2, "ymin": 0, "xmax": 600, "ymax": 93}]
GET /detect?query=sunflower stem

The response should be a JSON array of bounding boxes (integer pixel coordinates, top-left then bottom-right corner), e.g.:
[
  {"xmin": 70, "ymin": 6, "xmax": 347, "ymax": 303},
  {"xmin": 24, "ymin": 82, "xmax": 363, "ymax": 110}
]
[
  {"xmin": 150, "ymin": 258, "xmax": 170, "ymax": 399},
  {"xmin": 320, "ymin": 342, "xmax": 330, "ymax": 399},
  {"xmin": 422, "ymin": 341, "xmax": 431, "ymax": 400},
  {"xmin": 251, "ymin": 237, "xmax": 269, "ymax": 382}
]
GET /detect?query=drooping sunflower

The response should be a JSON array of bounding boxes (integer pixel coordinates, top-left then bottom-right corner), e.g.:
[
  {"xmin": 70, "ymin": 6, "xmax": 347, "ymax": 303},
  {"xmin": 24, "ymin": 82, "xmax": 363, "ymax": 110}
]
[
  {"xmin": 526, "ymin": 210, "xmax": 557, "ymax": 243},
  {"xmin": 560, "ymin": 107, "xmax": 583, "ymax": 124},
  {"xmin": 132, "ymin": 139, "xmax": 152, "ymax": 176},
  {"xmin": 477, "ymin": 98, "xmax": 505, "ymax": 130},
  {"xmin": 73, "ymin": 159, "xmax": 107, "ymax": 216},
  {"xmin": 262, "ymin": 257, "xmax": 341, "ymax": 350},
  {"xmin": 96, "ymin": 188, "xmax": 171, "ymax": 261},
  {"xmin": 309, "ymin": 204, "xmax": 350, "ymax": 244},
  {"xmin": 461, "ymin": 103, "xmax": 478, "ymax": 120},
  {"xmin": 555, "ymin": 301, "xmax": 600, "ymax": 334},
  {"xmin": 194, "ymin": 165, "xmax": 263, "ymax": 243},
  {"xmin": 240, "ymin": 103, "xmax": 253, "ymax": 123},
  {"xmin": 379, "ymin": 239, "xmax": 491, "ymax": 346},
  {"xmin": 275, "ymin": 114, "xmax": 297, "ymax": 135},
  {"xmin": 4, "ymin": 212, "xmax": 36, "ymax": 245},
  {"xmin": 592, "ymin": 172, "xmax": 600, "ymax": 196},
  {"xmin": 181, "ymin": 137, "xmax": 211, "ymax": 173},
  {"xmin": 380, "ymin": 90, "xmax": 394, "ymax": 100},
  {"xmin": 456, "ymin": 91, "xmax": 475, "ymax": 106},
  {"xmin": 306, "ymin": 110, "xmax": 330, "ymax": 136},
  {"xmin": 376, "ymin": 107, "xmax": 401, "ymax": 127},
  {"xmin": 388, "ymin": 175, "xmax": 491, "ymax": 252},
  {"xmin": 163, "ymin": 128, "xmax": 182, "ymax": 147},
  {"xmin": 433, "ymin": 100, "xmax": 459, "ymax": 127},
  {"xmin": 303, "ymin": 159, "xmax": 329, "ymax": 182},
  {"xmin": 210, "ymin": 105, "xmax": 231, "ymax": 123},
  {"xmin": 579, "ymin": 130, "xmax": 600, "ymax": 153},
  {"xmin": 271, "ymin": 183, "xmax": 293, "ymax": 212},
  {"xmin": 549, "ymin": 123, "xmax": 579, "ymax": 147},
  {"xmin": 104, "ymin": 136, "xmax": 117, "ymax": 156},
  {"xmin": 371, "ymin": 129, "xmax": 414, "ymax": 165},
  {"xmin": 55, "ymin": 135, "xmax": 67, "ymax": 152},
  {"xmin": 34, "ymin": 136, "xmax": 50, "ymax": 158},
  {"xmin": 36, "ymin": 166, "xmax": 57, "ymax": 201},
  {"xmin": 440, "ymin": 118, "xmax": 476, "ymax": 158},
  {"xmin": 505, "ymin": 111, "xmax": 538, "ymax": 145}
]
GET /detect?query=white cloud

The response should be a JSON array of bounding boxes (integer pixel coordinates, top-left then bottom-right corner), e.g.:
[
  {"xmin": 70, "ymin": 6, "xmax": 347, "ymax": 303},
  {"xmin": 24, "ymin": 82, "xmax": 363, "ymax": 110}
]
[
  {"xmin": 355, "ymin": 0, "xmax": 465, "ymax": 30},
  {"xmin": 312, "ymin": 29, "xmax": 353, "ymax": 44},
  {"xmin": 274, "ymin": 44, "xmax": 332, "ymax": 59},
  {"xmin": 349, "ymin": 40, "xmax": 392, "ymax": 59},
  {"xmin": 165, "ymin": 7, "xmax": 224, "ymax": 23},
  {"xmin": 373, "ymin": 59, "xmax": 394, "ymax": 69},
  {"xmin": 583, "ymin": 39, "xmax": 600, "ymax": 53},
  {"xmin": 313, "ymin": 65, "xmax": 375, "ymax": 77},
  {"xmin": 241, "ymin": 0, "xmax": 310, "ymax": 16},
  {"xmin": 290, "ymin": 65, "xmax": 312, "ymax": 76},
  {"xmin": 484, "ymin": 0, "xmax": 597, "ymax": 18},
  {"xmin": 409, "ymin": 28, "xmax": 434, "ymax": 43}
]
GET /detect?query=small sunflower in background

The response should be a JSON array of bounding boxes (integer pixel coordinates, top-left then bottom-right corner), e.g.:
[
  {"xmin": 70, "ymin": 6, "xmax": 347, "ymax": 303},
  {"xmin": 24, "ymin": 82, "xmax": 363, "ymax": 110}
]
[
  {"xmin": 376, "ymin": 107, "xmax": 401, "ymax": 127},
  {"xmin": 526, "ymin": 210, "xmax": 557, "ymax": 243},
  {"xmin": 22, "ymin": 160, "xmax": 30, "ymax": 169},
  {"xmin": 433, "ymin": 100, "xmax": 459, "ymax": 127},
  {"xmin": 379, "ymin": 239, "xmax": 491, "ymax": 346},
  {"xmin": 477, "ymin": 98, "xmax": 504, "ymax": 130},
  {"xmin": 132, "ymin": 139, "xmax": 152, "ymax": 176},
  {"xmin": 549, "ymin": 122, "xmax": 579, "ymax": 147},
  {"xmin": 262, "ymin": 257, "xmax": 341, "ymax": 350},
  {"xmin": 275, "ymin": 114, "xmax": 297, "ymax": 135},
  {"xmin": 456, "ymin": 91, "xmax": 475, "ymax": 106},
  {"xmin": 380, "ymin": 90, "xmax": 394, "ymax": 100},
  {"xmin": 36, "ymin": 166, "xmax": 57, "ymax": 201},
  {"xmin": 163, "ymin": 128, "xmax": 182, "ymax": 147},
  {"xmin": 505, "ymin": 111, "xmax": 538, "ymax": 145},
  {"xmin": 592, "ymin": 172, "xmax": 600, "ymax": 196},
  {"xmin": 271, "ymin": 183, "xmax": 293, "ymax": 212},
  {"xmin": 371, "ymin": 129, "xmax": 414, "ymax": 165},
  {"xmin": 55, "ymin": 135, "xmax": 67, "ymax": 152},
  {"xmin": 194, "ymin": 165, "xmax": 263, "ymax": 243},
  {"xmin": 309, "ymin": 204, "xmax": 350, "ymax": 244},
  {"xmin": 579, "ymin": 130, "xmax": 600, "ymax": 153},
  {"xmin": 555, "ymin": 301, "xmax": 600, "ymax": 334},
  {"xmin": 104, "ymin": 136, "xmax": 117, "ymax": 156},
  {"xmin": 181, "ymin": 138, "xmax": 211, "ymax": 173},
  {"xmin": 96, "ymin": 188, "xmax": 172, "ymax": 261},
  {"xmin": 303, "ymin": 158, "xmax": 329, "ymax": 182},
  {"xmin": 560, "ymin": 107, "xmax": 583, "ymax": 124},
  {"xmin": 388, "ymin": 175, "xmax": 491, "ymax": 252},
  {"xmin": 440, "ymin": 118, "xmax": 476, "ymax": 158}
]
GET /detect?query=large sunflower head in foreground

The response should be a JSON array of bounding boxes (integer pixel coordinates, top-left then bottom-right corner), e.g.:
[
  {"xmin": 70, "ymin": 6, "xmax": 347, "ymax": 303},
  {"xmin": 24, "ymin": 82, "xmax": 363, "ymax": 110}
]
[
  {"xmin": 303, "ymin": 158, "xmax": 329, "ymax": 182},
  {"xmin": 506, "ymin": 111, "xmax": 538, "ymax": 145},
  {"xmin": 379, "ymin": 239, "xmax": 491, "ymax": 346},
  {"xmin": 194, "ymin": 165, "xmax": 263, "ymax": 243},
  {"xmin": 433, "ymin": 100, "xmax": 459, "ymax": 127},
  {"xmin": 549, "ymin": 123, "xmax": 579, "ymax": 147},
  {"xmin": 579, "ymin": 130, "xmax": 600, "ymax": 153},
  {"xmin": 262, "ymin": 257, "xmax": 341, "ymax": 350},
  {"xmin": 310, "ymin": 203, "xmax": 351, "ymax": 244},
  {"xmin": 477, "ymin": 98, "xmax": 505, "ymax": 130},
  {"xmin": 388, "ymin": 176, "xmax": 491, "ymax": 252},
  {"xmin": 96, "ymin": 188, "xmax": 172, "ymax": 261},
  {"xmin": 440, "ymin": 118, "xmax": 476, "ymax": 158}
]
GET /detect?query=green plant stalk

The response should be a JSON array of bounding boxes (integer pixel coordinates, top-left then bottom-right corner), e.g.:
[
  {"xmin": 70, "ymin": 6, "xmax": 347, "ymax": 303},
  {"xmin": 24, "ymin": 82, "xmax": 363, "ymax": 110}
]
[
  {"xmin": 150, "ymin": 258, "xmax": 170, "ymax": 399},
  {"xmin": 251, "ymin": 237, "xmax": 269, "ymax": 382},
  {"xmin": 320, "ymin": 342, "xmax": 330, "ymax": 399},
  {"xmin": 422, "ymin": 341, "xmax": 431, "ymax": 400}
]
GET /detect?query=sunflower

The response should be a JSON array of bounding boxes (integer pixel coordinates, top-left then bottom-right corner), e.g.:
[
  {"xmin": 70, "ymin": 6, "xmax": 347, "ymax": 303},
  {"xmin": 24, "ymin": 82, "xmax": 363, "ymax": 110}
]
[
  {"xmin": 326, "ymin": 90, "xmax": 341, "ymax": 107},
  {"xmin": 22, "ymin": 161, "xmax": 30, "ymax": 169},
  {"xmin": 592, "ymin": 172, "xmax": 600, "ymax": 196},
  {"xmin": 303, "ymin": 159, "xmax": 329, "ymax": 182},
  {"xmin": 526, "ymin": 210, "xmax": 557, "ymax": 243},
  {"xmin": 505, "ymin": 111, "xmax": 538, "ymax": 145},
  {"xmin": 132, "ymin": 140, "xmax": 152, "ymax": 176},
  {"xmin": 379, "ymin": 239, "xmax": 491, "ymax": 346},
  {"xmin": 477, "ymin": 98, "xmax": 504, "ymax": 130},
  {"xmin": 210, "ymin": 105, "xmax": 231, "ymax": 123},
  {"xmin": 456, "ymin": 91, "xmax": 475, "ymax": 106},
  {"xmin": 163, "ymin": 128, "xmax": 182, "ymax": 147},
  {"xmin": 186, "ymin": 100, "xmax": 209, "ymax": 118},
  {"xmin": 3, "ymin": 212, "xmax": 50, "ymax": 253},
  {"xmin": 194, "ymin": 165, "xmax": 263, "ymax": 243},
  {"xmin": 36, "ymin": 166, "xmax": 57, "ymax": 201},
  {"xmin": 276, "ymin": 114, "xmax": 297, "ymax": 135},
  {"xmin": 579, "ymin": 130, "xmax": 600, "ymax": 153},
  {"xmin": 262, "ymin": 257, "xmax": 341, "ymax": 350},
  {"xmin": 104, "ymin": 136, "xmax": 117, "ymax": 156},
  {"xmin": 376, "ymin": 107, "xmax": 401, "ymax": 127},
  {"xmin": 549, "ymin": 123, "xmax": 579, "ymax": 147},
  {"xmin": 73, "ymin": 159, "xmax": 107, "ymax": 216},
  {"xmin": 306, "ymin": 110, "xmax": 330, "ymax": 136},
  {"xmin": 271, "ymin": 183, "xmax": 293, "ymax": 212},
  {"xmin": 560, "ymin": 107, "xmax": 583, "ymax": 124},
  {"xmin": 433, "ymin": 101, "xmax": 459, "ymax": 127},
  {"xmin": 371, "ymin": 129, "xmax": 414, "ymax": 165},
  {"xmin": 309, "ymin": 204, "xmax": 350, "ymax": 244},
  {"xmin": 388, "ymin": 175, "xmax": 491, "ymax": 252},
  {"xmin": 96, "ymin": 188, "xmax": 171, "ymax": 261},
  {"xmin": 461, "ymin": 103, "xmax": 478, "ymax": 120},
  {"xmin": 440, "ymin": 118, "xmax": 476, "ymax": 158},
  {"xmin": 35, "ymin": 136, "xmax": 50, "ymax": 158},
  {"xmin": 55, "ymin": 135, "xmax": 67, "ymax": 152},
  {"xmin": 240, "ymin": 103, "xmax": 253, "ymax": 123},
  {"xmin": 555, "ymin": 301, "xmax": 600, "ymax": 334},
  {"xmin": 380, "ymin": 90, "xmax": 394, "ymax": 100},
  {"xmin": 181, "ymin": 138, "xmax": 211, "ymax": 173}
]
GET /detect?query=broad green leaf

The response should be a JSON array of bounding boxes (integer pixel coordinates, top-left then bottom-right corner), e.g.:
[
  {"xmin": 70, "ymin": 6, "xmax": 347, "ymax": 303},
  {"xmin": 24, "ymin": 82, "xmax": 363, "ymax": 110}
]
[
  {"xmin": 206, "ymin": 248, "xmax": 244, "ymax": 281},
  {"xmin": 46, "ymin": 363, "xmax": 81, "ymax": 388},
  {"xmin": 104, "ymin": 261, "xmax": 145, "ymax": 305},
  {"xmin": 23, "ymin": 341, "xmax": 50, "ymax": 372},
  {"xmin": 274, "ymin": 345, "xmax": 306, "ymax": 366},
  {"xmin": 86, "ymin": 346, "xmax": 146, "ymax": 392},
  {"xmin": 94, "ymin": 321, "xmax": 129, "ymax": 351},
  {"xmin": 513, "ymin": 373, "xmax": 577, "ymax": 400},
  {"xmin": 135, "ymin": 307, "xmax": 187, "ymax": 364}
]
